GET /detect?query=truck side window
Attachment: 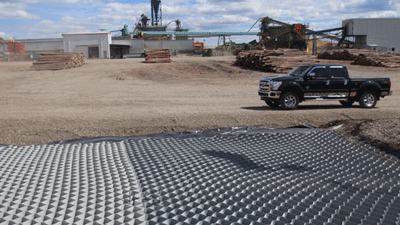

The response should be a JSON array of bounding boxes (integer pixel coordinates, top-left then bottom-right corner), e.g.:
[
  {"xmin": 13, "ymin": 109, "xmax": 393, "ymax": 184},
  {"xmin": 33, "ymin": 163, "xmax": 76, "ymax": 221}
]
[
  {"xmin": 330, "ymin": 68, "xmax": 346, "ymax": 78},
  {"xmin": 312, "ymin": 68, "xmax": 327, "ymax": 79}
]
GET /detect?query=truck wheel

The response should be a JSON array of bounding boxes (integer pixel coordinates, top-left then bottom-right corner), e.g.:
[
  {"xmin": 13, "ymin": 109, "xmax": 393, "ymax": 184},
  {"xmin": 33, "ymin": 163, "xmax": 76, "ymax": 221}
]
[
  {"xmin": 339, "ymin": 100, "xmax": 354, "ymax": 107},
  {"xmin": 265, "ymin": 101, "xmax": 280, "ymax": 108},
  {"xmin": 280, "ymin": 92, "xmax": 299, "ymax": 110},
  {"xmin": 359, "ymin": 92, "xmax": 377, "ymax": 108}
]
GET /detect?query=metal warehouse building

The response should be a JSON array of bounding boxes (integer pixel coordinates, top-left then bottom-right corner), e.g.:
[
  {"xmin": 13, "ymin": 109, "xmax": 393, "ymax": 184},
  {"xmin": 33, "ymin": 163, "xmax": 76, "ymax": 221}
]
[
  {"xmin": 62, "ymin": 32, "xmax": 112, "ymax": 58},
  {"xmin": 343, "ymin": 18, "xmax": 400, "ymax": 53},
  {"xmin": 9, "ymin": 32, "xmax": 194, "ymax": 59}
]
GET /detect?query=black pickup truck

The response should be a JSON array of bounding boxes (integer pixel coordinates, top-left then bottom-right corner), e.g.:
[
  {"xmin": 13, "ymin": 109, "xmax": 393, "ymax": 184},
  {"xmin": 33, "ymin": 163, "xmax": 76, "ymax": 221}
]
[{"xmin": 258, "ymin": 64, "xmax": 392, "ymax": 109}]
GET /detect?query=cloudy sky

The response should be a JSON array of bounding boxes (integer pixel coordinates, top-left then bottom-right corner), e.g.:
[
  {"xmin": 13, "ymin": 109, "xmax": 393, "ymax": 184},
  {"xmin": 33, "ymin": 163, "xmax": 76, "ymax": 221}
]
[{"xmin": 0, "ymin": 0, "xmax": 399, "ymax": 45}]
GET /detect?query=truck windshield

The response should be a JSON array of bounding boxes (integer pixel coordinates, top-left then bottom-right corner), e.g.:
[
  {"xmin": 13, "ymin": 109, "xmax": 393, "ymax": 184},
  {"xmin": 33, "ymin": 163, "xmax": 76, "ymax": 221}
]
[{"xmin": 288, "ymin": 65, "xmax": 309, "ymax": 76}]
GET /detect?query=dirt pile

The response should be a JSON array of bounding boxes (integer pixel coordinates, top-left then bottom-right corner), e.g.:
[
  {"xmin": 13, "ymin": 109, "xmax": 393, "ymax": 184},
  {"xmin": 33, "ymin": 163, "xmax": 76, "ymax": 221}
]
[
  {"xmin": 323, "ymin": 118, "xmax": 400, "ymax": 158},
  {"xmin": 234, "ymin": 49, "xmax": 318, "ymax": 73}
]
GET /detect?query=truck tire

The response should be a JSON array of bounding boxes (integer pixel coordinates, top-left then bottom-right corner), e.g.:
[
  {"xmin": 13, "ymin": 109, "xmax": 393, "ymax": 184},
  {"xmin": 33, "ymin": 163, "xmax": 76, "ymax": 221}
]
[
  {"xmin": 339, "ymin": 100, "xmax": 354, "ymax": 107},
  {"xmin": 265, "ymin": 101, "xmax": 280, "ymax": 108},
  {"xmin": 280, "ymin": 92, "xmax": 299, "ymax": 110},
  {"xmin": 359, "ymin": 92, "xmax": 377, "ymax": 108}
]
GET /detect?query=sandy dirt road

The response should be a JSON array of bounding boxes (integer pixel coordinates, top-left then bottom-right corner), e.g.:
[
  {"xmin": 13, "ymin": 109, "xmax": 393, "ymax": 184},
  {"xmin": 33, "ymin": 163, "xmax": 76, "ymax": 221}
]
[{"xmin": 0, "ymin": 56, "xmax": 399, "ymax": 154}]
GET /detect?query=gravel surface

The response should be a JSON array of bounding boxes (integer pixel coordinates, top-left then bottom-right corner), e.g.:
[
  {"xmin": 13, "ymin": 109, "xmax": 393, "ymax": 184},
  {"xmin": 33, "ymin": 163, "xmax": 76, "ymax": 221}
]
[{"xmin": 0, "ymin": 56, "xmax": 399, "ymax": 156}]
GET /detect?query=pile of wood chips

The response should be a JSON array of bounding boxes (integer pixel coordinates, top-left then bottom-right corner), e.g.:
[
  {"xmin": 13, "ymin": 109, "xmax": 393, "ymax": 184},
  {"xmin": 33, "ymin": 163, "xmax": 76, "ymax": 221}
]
[
  {"xmin": 318, "ymin": 49, "xmax": 400, "ymax": 68},
  {"xmin": 32, "ymin": 52, "xmax": 84, "ymax": 70},
  {"xmin": 234, "ymin": 49, "xmax": 319, "ymax": 73},
  {"xmin": 145, "ymin": 49, "xmax": 172, "ymax": 63}
]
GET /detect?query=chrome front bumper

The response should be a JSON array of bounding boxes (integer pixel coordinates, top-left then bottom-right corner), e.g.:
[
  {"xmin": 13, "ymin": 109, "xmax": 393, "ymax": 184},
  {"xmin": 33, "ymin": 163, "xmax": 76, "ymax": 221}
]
[{"xmin": 258, "ymin": 89, "xmax": 281, "ymax": 99}]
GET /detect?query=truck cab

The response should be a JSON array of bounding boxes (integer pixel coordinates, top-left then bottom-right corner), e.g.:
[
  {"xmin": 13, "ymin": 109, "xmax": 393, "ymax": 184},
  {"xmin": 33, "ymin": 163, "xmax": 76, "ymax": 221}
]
[{"xmin": 259, "ymin": 64, "xmax": 392, "ymax": 109}]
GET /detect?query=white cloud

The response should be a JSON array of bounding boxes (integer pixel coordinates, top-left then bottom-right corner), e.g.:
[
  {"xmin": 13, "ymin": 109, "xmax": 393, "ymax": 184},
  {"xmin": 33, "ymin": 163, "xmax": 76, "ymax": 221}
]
[
  {"xmin": 0, "ymin": 32, "xmax": 14, "ymax": 40},
  {"xmin": 15, "ymin": 0, "xmax": 99, "ymax": 4},
  {"xmin": 5, "ymin": 0, "xmax": 400, "ymax": 40},
  {"xmin": 0, "ymin": 2, "xmax": 40, "ymax": 19}
]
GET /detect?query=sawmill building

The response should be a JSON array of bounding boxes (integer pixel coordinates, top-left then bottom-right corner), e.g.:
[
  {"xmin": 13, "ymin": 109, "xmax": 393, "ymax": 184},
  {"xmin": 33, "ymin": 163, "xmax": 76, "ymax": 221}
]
[{"xmin": 343, "ymin": 18, "xmax": 400, "ymax": 53}]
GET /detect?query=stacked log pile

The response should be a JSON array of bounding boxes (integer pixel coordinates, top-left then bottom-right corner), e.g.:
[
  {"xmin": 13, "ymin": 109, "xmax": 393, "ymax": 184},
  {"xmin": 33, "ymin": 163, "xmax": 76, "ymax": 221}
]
[
  {"xmin": 32, "ymin": 52, "xmax": 84, "ymax": 70},
  {"xmin": 145, "ymin": 49, "xmax": 172, "ymax": 63},
  {"xmin": 317, "ymin": 49, "xmax": 358, "ymax": 61},
  {"xmin": 234, "ymin": 49, "xmax": 319, "ymax": 73},
  {"xmin": 317, "ymin": 49, "xmax": 400, "ymax": 68}
]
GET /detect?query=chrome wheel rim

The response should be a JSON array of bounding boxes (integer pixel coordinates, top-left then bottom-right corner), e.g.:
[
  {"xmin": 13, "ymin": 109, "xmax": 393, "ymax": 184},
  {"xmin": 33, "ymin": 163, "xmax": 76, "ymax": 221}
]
[
  {"xmin": 284, "ymin": 95, "xmax": 297, "ymax": 108},
  {"xmin": 363, "ymin": 94, "xmax": 375, "ymax": 107}
]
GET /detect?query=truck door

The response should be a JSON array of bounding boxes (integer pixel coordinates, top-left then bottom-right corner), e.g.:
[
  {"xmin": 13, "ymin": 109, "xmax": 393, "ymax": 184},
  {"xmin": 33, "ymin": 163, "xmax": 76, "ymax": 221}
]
[
  {"xmin": 303, "ymin": 66, "xmax": 329, "ymax": 97},
  {"xmin": 327, "ymin": 66, "xmax": 350, "ymax": 97}
]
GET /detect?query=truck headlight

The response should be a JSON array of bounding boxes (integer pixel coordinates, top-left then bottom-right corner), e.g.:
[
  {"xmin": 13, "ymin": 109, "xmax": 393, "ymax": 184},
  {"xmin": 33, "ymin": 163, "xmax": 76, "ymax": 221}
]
[{"xmin": 271, "ymin": 81, "xmax": 282, "ymax": 90}]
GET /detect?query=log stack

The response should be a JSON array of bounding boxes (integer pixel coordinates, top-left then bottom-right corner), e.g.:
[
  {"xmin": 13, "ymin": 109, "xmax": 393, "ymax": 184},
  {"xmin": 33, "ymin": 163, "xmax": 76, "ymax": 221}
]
[
  {"xmin": 317, "ymin": 49, "xmax": 358, "ymax": 61},
  {"xmin": 32, "ymin": 52, "xmax": 85, "ymax": 70},
  {"xmin": 234, "ymin": 49, "xmax": 319, "ymax": 73},
  {"xmin": 317, "ymin": 49, "xmax": 400, "ymax": 68},
  {"xmin": 145, "ymin": 49, "xmax": 172, "ymax": 63}
]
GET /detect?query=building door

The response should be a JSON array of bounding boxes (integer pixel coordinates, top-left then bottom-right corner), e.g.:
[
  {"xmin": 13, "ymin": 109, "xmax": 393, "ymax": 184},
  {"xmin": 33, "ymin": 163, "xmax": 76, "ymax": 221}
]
[
  {"xmin": 88, "ymin": 47, "xmax": 99, "ymax": 58},
  {"xmin": 74, "ymin": 46, "xmax": 88, "ymax": 58}
]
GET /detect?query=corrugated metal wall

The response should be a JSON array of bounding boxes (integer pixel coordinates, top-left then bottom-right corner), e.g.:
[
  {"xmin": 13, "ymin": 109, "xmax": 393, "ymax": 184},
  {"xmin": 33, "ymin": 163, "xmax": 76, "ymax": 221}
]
[
  {"xmin": 143, "ymin": 40, "xmax": 194, "ymax": 51},
  {"xmin": 0, "ymin": 44, "xmax": 7, "ymax": 52},
  {"xmin": 111, "ymin": 39, "xmax": 194, "ymax": 53},
  {"xmin": 22, "ymin": 41, "xmax": 64, "ymax": 52},
  {"xmin": 0, "ymin": 41, "xmax": 63, "ymax": 53},
  {"xmin": 343, "ymin": 18, "xmax": 400, "ymax": 53}
]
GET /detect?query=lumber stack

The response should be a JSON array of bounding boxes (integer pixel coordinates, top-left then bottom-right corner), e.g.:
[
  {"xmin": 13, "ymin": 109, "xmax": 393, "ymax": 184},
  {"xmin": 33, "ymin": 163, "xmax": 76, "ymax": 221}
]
[
  {"xmin": 32, "ymin": 52, "xmax": 84, "ymax": 70},
  {"xmin": 234, "ymin": 49, "xmax": 319, "ymax": 73},
  {"xmin": 145, "ymin": 49, "xmax": 172, "ymax": 63},
  {"xmin": 317, "ymin": 49, "xmax": 358, "ymax": 61},
  {"xmin": 317, "ymin": 49, "xmax": 400, "ymax": 67}
]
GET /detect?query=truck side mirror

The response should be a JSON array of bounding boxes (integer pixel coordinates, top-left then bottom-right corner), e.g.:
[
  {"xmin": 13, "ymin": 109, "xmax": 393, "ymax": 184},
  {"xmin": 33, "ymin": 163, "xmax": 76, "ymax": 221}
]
[{"xmin": 306, "ymin": 72, "xmax": 316, "ymax": 80}]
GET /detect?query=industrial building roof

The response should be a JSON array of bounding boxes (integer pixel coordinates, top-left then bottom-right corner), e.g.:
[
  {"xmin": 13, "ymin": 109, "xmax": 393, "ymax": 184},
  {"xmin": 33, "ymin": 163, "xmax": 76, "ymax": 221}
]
[
  {"xmin": 62, "ymin": 32, "xmax": 111, "ymax": 36},
  {"xmin": 345, "ymin": 18, "xmax": 400, "ymax": 20},
  {"xmin": 0, "ymin": 127, "xmax": 399, "ymax": 225}
]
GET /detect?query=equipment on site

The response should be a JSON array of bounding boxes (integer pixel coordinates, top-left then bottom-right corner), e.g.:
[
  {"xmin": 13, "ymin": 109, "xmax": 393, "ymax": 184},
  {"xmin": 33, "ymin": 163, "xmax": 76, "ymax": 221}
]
[
  {"xmin": 248, "ymin": 17, "xmax": 307, "ymax": 50},
  {"xmin": 247, "ymin": 17, "xmax": 356, "ymax": 53},
  {"xmin": 194, "ymin": 41, "xmax": 204, "ymax": 54},
  {"xmin": 109, "ymin": 24, "xmax": 130, "ymax": 36},
  {"xmin": 202, "ymin": 49, "xmax": 212, "ymax": 57},
  {"xmin": 151, "ymin": 0, "xmax": 162, "ymax": 26},
  {"xmin": 193, "ymin": 42, "xmax": 212, "ymax": 57},
  {"xmin": 165, "ymin": 19, "xmax": 188, "ymax": 32},
  {"xmin": 7, "ymin": 40, "xmax": 25, "ymax": 54}
]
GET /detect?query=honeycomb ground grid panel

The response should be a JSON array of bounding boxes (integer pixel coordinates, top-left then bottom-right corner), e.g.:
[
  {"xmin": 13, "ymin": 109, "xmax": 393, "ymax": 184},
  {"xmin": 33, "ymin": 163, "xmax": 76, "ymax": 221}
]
[
  {"xmin": 0, "ymin": 141, "xmax": 145, "ymax": 225},
  {"xmin": 123, "ymin": 129, "xmax": 400, "ymax": 225},
  {"xmin": 1, "ymin": 127, "xmax": 400, "ymax": 225}
]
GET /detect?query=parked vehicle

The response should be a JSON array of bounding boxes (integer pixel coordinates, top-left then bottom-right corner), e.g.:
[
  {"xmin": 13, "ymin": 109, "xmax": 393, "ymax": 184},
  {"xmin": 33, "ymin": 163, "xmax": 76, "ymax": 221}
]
[{"xmin": 258, "ymin": 64, "xmax": 392, "ymax": 109}]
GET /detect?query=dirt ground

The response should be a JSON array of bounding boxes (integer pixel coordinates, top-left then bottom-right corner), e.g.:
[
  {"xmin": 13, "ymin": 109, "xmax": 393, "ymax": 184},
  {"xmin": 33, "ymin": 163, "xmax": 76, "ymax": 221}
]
[{"xmin": 0, "ymin": 56, "xmax": 399, "ymax": 157}]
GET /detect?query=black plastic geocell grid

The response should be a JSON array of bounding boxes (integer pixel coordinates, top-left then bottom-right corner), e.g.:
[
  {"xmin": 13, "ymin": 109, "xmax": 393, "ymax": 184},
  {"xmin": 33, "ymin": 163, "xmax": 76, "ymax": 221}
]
[
  {"xmin": 0, "ymin": 127, "xmax": 399, "ymax": 225},
  {"xmin": 124, "ymin": 128, "xmax": 400, "ymax": 225}
]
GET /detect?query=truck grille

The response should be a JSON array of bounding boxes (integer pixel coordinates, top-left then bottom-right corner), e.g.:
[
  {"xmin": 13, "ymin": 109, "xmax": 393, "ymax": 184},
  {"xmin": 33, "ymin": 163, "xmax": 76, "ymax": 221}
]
[{"xmin": 260, "ymin": 81, "xmax": 270, "ymax": 91}]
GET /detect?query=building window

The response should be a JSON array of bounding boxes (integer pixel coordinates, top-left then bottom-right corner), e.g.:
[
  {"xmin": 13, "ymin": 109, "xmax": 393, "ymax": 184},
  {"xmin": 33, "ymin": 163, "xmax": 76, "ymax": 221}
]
[{"xmin": 392, "ymin": 48, "xmax": 395, "ymax": 52}]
